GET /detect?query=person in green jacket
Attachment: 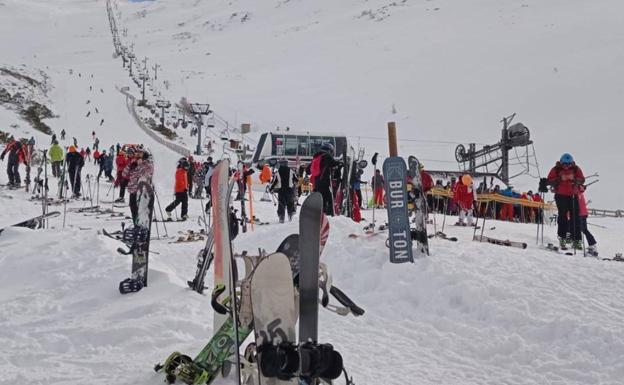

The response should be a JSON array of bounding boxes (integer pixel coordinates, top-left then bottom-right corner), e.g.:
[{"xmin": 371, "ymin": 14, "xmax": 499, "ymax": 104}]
[{"xmin": 49, "ymin": 140, "xmax": 64, "ymax": 178}]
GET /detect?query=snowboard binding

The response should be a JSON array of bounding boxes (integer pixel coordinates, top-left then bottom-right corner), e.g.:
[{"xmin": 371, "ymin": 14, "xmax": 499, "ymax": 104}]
[
  {"xmin": 258, "ymin": 341, "xmax": 344, "ymax": 381},
  {"xmin": 118, "ymin": 278, "xmax": 143, "ymax": 294}
]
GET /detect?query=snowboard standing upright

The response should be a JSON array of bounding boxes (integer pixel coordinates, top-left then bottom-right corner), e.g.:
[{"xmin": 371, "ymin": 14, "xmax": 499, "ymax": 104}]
[
  {"xmin": 118, "ymin": 180, "xmax": 154, "ymax": 294},
  {"xmin": 382, "ymin": 157, "xmax": 414, "ymax": 263},
  {"xmin": 212, "ymin": 160, "xmax": 235, "ymax": 331},
  {"xmin": 407, "ymin": 156, "xmax": 429, "ymax": 256},
  {"xmin": 298, "ymin": 192, "xmax": 323, "ymax": 344},
  {"xmin": 252, "ymin": 252, "xmax": 298, "ymax": 385}
]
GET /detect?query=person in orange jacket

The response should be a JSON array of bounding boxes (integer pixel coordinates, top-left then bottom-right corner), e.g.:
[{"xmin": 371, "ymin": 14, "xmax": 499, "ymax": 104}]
[
  {"xmin": 165, "ymin": 157, "xmax": 190, "ymax": 221},
  {"xmin": 114, "ymin": 149, "xmax": 130, "ymax": 202},
  {"xmin": 453, "ymin": 174, "xmax": 476, "ymax": 226},
  {"xmin": 259, "ymin": 163, "xmax": 272, "ymax": 184}
]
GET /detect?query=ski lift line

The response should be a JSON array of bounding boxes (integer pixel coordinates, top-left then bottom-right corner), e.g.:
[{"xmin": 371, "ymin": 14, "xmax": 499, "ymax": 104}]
[{"xmin": 350, "ymin": 135, "xmax": 490, "ymax": 146}]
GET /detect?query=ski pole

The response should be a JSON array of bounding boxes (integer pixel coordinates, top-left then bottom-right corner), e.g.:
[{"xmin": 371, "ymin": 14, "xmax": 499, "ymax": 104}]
[
  {"xmin": 441, "ymin": 197, "xmax": 448, "ymax": 233},
  {"xmin": 154, "ymin": 189, "xmax": 168, "ymax": 237}
]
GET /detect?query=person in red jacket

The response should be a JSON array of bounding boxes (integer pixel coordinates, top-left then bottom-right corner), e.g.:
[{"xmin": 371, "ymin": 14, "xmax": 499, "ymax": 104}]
[
  {"xmin": 165, "ymin": 157, "xmax": 190, "ymax": 221},
  {"xmin": 453, "ymin": 174, "xmax": 475, "ymax": 226},
  {"xmin": 114, "ymin": 149, "xmax": 130, "ymax": 203},
  {"xmin": 546, "ymin": 153, "xmax": 585, "ymax": 249},
  {"xmin": 0, "ymin": 138, "xmax": 27, "ymax": 187}
]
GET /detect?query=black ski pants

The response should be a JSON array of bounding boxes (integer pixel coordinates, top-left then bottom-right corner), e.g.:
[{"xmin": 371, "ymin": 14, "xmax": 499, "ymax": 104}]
[
  {"xmin": 51, "ymin": 161, "xmax": 62, "ymax": 178},
  {"xmin": 6, "ymin": 160, "xmax": 19, "ymax": 185},
  {"xmin": 119, "ymin": 179, "xmax": 128, "ymax": 199},
  {"xmin": 166, "ymin": 191, "xmax": 188, "ymax": 217},
  {"xmin": 129, "ymin": 192, "xmax": 139, "ymax": 224},
  {"xmin": 69, "ymin": 168, "xmax": 81, "ymax": 196},
  {"xmin": 314, "ymin": 186, "xmax": 334, "ymax": 216},
  {"xmin": 554, "ymin": 194, "xmax": 581, "ymax": 241},
  {"xmin": 277, "ymin": 188, "xmax": 296, "ymax": 220},
  {"xmin": 580, "ymin": 216, "xmax": 596, "ymax": 246}
]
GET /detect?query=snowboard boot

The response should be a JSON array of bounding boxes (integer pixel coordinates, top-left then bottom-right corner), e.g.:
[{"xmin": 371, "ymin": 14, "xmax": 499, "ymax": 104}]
[
  {"xmin": 114, "ymin": 197, "xmax": 124, "ymax": 203},
  {"xmin": 587, "ymin": 244, "xmax": 599, "ymax": 257}
]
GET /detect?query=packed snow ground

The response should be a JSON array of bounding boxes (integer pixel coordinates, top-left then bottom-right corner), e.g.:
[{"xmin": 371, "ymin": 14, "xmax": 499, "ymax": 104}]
[{"xmin": 1, "ymin": 1, "xmax": 624, "ymax": 385}]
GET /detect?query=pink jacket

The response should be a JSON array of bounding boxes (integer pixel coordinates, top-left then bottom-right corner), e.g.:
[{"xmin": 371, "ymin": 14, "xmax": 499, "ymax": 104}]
[{"xmin": 578, "ymin": 192, "xmax": 589, "ymax": 217}]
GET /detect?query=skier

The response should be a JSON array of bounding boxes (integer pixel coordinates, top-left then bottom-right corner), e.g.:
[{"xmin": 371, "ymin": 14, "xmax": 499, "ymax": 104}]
[
  {"xmin": 350, "ymin": 168, "xmax": 363, "ymax": 210},
  {"xmin": 94, "ymin": 137, "xmax": 100, "ymax": 150},
  {"xmin": 93, "ymin": 148, "xmax": 101, "ymax": 165},
  {"xmin": 201, "ymin": 158, "xmax": 215, "ymax": 212},
  {"xmin": 49, "ymin": 140, "xmax": 64, "ymax": 178},
  {"xmin": 165, "ymin": 158, "xmax": 190, "ymax": 221},
  {"xmin": 453, "ymin": 174, "xmax": 476, "ymax": 226},
  {"xmin": 308, "ymin": 143, "xmax": 342, "ymax": 216},
  {"xmin": 1, "ymin": 138, "xmax": 27, "ymax": 187},
  {"xmin": 269, "ymin": 160, "xmax": 298, "ymax": 223},
  {"xmin": 65, "ymin": 145, "xmax": 84, "ymax": 197},
  {"xmin": 546, "ymin": 153, "xmax": 585, "ymax": 250},
  {"xmin": 578, "ymin": 186, "xmax": 598, "ymax": 256},
  {"xmin": 114, "ymin": 149, "xmax": 130, "ymax": 203},
  {"xmin": 84, "ymin": 147, "xmax": 91, "ymax": 162},
  {"xmin": 187, "ymin": 155, "xmax": 195, "ymax": 197},
  {"xmin": 122, "ymin": 149, "xmax": 154, "ymax": 224},
  {"xmin": 234, "ymin": 161, "xmax": 254, "ymax": 201},
  {"xmin": 51, "ymin": 133, "xmax": 57, "ymax": 145},
  {"xmin": 60, "ymin": 129, "xmax": 66, "ymax": 140},
  {"xmin": 371, "ymin": 169, "xmax": 385, "ymax": 209}
]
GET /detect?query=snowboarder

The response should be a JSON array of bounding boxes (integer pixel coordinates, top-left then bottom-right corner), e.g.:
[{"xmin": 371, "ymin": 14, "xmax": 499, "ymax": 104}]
[
  {"xmin": 371, "ymin": 169, "xmax": 385, "ymax": 209},
  {"xmin": 66, "ymin": 145, "xmax": 84, "ymax": 197},
  {"xmin": 308, "ymin": 142, "xmax": 341, "ymax": 215},
  {"xmin": 165, "ymin": 157, "xmax": 190, "ymax": 221},
  {"xmin": 453, "ymin": 174, "xmax": 476, "ymax": 226},
  {"xmin": 122, "ymin": 149, "xmax": 154, "ymax": 223},
  {"xmin": 269, "ymin": 159, "xmax": 298, "ymax": 223},
  {"xmin": 49, "ymin": 140, "xmax": 64, "ymax": 178},
  {"xmin": 114, "ymin": 149, "xmax": 130, "ymax": 202},
  {"xmin": 546, "ymin": 153, "xmax": 585, "ymax": 249},
  {"xmin": 1, "ymin": 138, "xmax": 27, "ymax": 187}
]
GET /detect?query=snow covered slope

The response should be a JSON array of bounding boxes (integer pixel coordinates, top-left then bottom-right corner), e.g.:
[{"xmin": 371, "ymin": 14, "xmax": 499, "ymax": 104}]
[{"xmin": 1, "ymin": 1, "xmax": 624, "ymax": 385}]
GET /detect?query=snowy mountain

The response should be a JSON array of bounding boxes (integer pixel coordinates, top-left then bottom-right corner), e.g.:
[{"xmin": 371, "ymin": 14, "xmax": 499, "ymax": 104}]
[{"xmin": 1, "ymin": 1, "xmax": 624, "ymax": 385}]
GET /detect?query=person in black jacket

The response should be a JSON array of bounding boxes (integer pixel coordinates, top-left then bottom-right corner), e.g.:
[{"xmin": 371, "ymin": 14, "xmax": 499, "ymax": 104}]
[
  {"xmin": 66, "ymin": 145, "xmax": 84, "ymax": 197},
  {"xmin": 269, "ymin": 160, "xmax": 298, "ymax": 223},
  {"xmin": 307, "ymin": 143, "xmax": 341, "ymax": 216}
]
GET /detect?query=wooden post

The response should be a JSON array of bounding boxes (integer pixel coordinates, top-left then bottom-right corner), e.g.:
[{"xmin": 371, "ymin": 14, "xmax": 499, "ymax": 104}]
[{"xmin": 387, "ymin": 122, "xmax": 398, "ymax": 156}]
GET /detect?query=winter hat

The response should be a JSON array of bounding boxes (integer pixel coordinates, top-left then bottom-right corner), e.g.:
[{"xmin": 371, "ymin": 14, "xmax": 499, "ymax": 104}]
[
  {"xmin": 68, "ymin": 145, "xmax": 77, "ymax": 153},
  {"xmin": 320, "ymin": 142, "xmax": 334, "ymax": 153},
  {"xmin": 560, "ymin": 153, "xmax": 574, "ymax": 164}
]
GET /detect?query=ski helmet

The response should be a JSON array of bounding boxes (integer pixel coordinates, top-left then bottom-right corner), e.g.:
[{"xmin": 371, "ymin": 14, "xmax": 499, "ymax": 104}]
[
  {"xmin": 320, "ymin": 142, "xmax": 334, "ymax": 153},
  {"xmin": 178, "ymin": 157, "xmax": 190, "ymax": 169},
  {"xmin": 560, "ymin": 153, "xmax": 574, "ymax": 164}
]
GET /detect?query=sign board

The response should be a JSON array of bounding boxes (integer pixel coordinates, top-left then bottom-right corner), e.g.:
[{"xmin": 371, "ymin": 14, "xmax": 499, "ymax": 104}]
[{"xmin": 241, "ymin": 123, "xmax": 251, "ymax": 134}]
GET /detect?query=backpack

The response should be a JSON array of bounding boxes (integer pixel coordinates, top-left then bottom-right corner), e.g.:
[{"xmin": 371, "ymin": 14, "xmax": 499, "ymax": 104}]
[{"xmin": 310, "ymin": 155, "xmax": 322, "ymax": 186}]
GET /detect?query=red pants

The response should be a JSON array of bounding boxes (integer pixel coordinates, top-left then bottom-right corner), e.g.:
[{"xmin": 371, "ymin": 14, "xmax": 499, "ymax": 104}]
[
  {"xmin": 500, "ymin": 204, "xmax": 514, "ymax": 221},
  {"xmin": 374, "ymin": 188, "xmax": 384, "ymax": 206}
]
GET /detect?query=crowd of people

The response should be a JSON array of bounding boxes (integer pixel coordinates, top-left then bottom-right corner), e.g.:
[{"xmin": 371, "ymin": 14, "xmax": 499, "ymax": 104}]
[{"xmin": 0, "ymin": 132, "xmax": 600, "ymax": 255}]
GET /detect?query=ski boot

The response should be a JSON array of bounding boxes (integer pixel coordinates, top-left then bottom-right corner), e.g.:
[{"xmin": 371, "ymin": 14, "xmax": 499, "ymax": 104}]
[
  {"xmin": 114, "ymin": 197, "xmax": 124, "ymax": 203},
  {"xmin": 165, "ymin": 211, "xmax": 173, "ymax": 222},
  {"xmin": 572, "ymin": 239, "xmax": 583, "ymax": 250},
  {"xmin": 279, "ymin": 215, "xmax": 285, "ymax": 224},
  {"xmin": 181, "ymin": 214, "xmax": 189, "ymax": 221},
  {"xmin": 558, "ymin": 237, "xmax": 568, "ymax": 250},
  {"xmin": 587, "ymin": 244, "xmax": 599, "ymax": 257}
]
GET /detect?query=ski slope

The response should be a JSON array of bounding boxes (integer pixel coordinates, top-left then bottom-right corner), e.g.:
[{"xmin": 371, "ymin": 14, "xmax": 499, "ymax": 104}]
[{"xmin": 1, "ymin": 1, "xmax": 624, "ymax": 384}]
